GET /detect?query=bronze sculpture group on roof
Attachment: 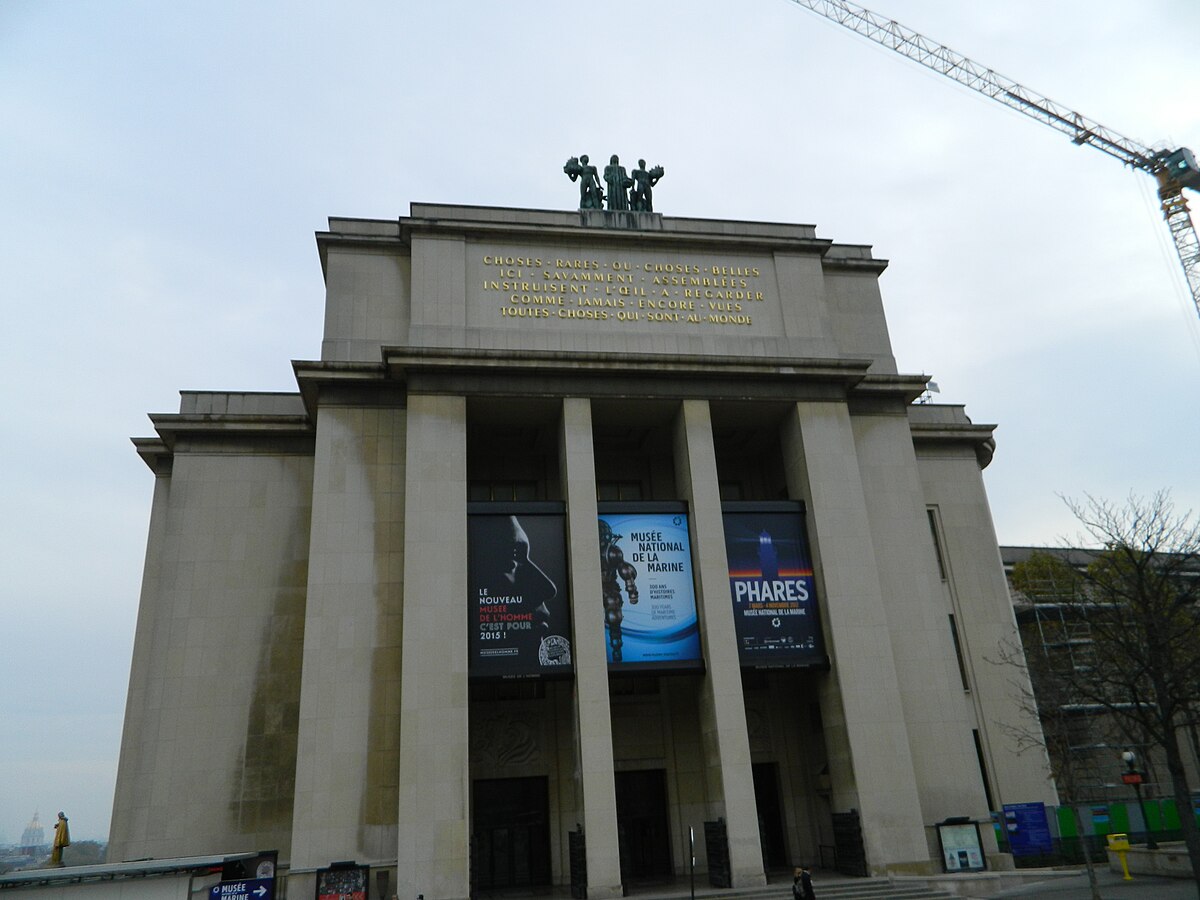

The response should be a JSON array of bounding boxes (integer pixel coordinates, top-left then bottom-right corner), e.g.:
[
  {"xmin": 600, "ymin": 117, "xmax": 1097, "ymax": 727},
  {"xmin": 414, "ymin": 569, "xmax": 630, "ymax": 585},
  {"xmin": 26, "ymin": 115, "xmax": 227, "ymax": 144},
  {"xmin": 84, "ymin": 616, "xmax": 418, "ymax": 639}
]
[{"xmin": 564, "ymin": 154, "xmax": 664, "ymax": 212}]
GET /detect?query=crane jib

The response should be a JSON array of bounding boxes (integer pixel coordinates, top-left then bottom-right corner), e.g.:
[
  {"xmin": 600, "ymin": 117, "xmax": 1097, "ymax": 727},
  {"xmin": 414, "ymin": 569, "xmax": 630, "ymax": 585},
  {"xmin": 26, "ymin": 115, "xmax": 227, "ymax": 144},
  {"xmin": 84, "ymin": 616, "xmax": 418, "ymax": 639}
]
[{"xmin": 787, "ymin": 0, "xmax": 1200, "ymax": 319}]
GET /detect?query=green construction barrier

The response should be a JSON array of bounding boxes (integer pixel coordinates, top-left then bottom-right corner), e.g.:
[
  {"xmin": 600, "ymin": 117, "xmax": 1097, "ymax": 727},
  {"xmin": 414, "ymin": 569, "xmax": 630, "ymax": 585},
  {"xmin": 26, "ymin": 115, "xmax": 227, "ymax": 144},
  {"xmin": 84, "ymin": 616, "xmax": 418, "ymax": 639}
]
[
  {"xmin": 1163, "ymin": 799, "xmax": 1179, "ymax": 831},
  {"xmin": 1109, "ymin": 803, "xmax": 1130, "ymax": 833},
  {"xmin": 1057, "ymin": 805, "xmax": 1078, "ymax": 837}
]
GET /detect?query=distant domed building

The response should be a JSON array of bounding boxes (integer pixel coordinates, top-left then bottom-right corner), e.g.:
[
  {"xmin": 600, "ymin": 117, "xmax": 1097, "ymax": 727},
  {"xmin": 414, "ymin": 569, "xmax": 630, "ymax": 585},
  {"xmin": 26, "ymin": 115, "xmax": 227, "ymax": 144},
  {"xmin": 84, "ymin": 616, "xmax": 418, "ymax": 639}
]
[{"xmin": 20, "ymin": 813, "xmax": 45, "ymax": 854}]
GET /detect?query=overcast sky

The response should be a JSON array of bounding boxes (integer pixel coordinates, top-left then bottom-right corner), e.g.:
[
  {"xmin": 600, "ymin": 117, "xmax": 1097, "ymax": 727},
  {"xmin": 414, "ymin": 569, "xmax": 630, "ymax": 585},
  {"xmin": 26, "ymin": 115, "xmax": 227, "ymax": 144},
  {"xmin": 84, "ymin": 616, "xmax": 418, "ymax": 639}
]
[{"xmin": 3, "ymin": 0, "xmax": 1198, "ymax": 846}]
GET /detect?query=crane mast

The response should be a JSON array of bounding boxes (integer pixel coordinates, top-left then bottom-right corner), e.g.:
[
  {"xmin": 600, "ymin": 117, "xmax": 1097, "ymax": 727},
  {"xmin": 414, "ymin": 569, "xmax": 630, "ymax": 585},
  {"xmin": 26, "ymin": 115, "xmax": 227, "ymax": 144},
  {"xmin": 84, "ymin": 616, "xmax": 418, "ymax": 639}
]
[{"xmin": 787, "ymin": 0, "xmax": 1200, "ymax": 319}]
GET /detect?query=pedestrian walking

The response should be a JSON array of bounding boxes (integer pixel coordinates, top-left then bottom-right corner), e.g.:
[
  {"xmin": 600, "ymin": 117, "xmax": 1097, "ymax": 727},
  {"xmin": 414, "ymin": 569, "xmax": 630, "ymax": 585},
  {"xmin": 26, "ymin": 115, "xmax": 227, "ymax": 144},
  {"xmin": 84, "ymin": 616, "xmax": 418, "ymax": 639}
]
[{"xmin": 792, "ymin": 866, "xmax": 815, "ymax": 900}]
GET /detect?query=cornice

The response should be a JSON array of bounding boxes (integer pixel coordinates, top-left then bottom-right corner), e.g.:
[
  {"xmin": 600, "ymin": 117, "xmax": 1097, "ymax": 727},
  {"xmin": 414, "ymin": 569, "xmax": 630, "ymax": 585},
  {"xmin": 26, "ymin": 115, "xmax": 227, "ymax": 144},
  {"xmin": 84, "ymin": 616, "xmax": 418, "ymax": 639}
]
[{"xmin": 316, "ymin": 204, "xmax": 889, "ymax": 275}]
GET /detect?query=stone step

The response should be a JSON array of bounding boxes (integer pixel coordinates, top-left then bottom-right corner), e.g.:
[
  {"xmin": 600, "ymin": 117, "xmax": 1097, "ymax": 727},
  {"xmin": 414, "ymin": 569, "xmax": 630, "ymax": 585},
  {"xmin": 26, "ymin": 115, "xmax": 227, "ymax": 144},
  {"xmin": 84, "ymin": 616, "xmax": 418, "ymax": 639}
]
[{"xmin": 631, "ymin": 881, "xmax": 956, "ymax": 900}]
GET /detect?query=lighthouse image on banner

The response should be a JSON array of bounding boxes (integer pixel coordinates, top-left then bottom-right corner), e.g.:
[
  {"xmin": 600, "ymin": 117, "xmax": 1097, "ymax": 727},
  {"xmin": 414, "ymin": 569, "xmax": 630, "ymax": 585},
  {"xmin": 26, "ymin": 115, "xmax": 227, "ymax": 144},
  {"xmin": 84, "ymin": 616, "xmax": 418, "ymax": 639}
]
[{"xmin": 723, "ymin": 508, "xmax": 826, "ymax": 667}]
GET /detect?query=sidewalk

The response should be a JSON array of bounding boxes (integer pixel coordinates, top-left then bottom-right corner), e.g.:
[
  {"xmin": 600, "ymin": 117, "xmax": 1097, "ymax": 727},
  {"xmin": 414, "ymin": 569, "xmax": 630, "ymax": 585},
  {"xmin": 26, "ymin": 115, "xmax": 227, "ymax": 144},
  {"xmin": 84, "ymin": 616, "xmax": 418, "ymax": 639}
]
[{"xmin": 983, "ymin": 866, "xmax": 1200, "ymax": 899}]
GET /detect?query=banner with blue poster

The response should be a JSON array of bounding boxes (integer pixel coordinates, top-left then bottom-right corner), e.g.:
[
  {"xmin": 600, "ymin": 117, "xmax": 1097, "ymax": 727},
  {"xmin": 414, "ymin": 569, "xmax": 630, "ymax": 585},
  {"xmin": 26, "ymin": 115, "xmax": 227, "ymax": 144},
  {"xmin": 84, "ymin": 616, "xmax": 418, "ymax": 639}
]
[
  {"xmin": 598, "ymin": 506, "xmax": 702, "ymax": 670},
  {"xmin": 1001, "ymin": 802, "xmax": 1054, "ymax": 856}
]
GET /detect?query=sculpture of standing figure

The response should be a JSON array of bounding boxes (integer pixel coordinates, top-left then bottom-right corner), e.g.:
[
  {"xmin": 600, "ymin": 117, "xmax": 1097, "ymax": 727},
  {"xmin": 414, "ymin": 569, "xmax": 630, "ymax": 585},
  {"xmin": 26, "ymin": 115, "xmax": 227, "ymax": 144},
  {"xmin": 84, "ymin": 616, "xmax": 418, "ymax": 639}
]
[
  {"xmin": 564, "ymin": 154, "xmax": 604, "ymax": 209},
  {"xmin": 50, "ymin": 811, "xmax": 70, "ymax": 866},
  {"xmin": 630, "ymin": 159, "xmax": 664, "ymax": 212},
  {"xmin": 599, "ymin": 520, "xmax": 639, "ymax": 663},
  {"xmin": 603, "ymin": 155, "xmax": 632, "ymax": 211}
]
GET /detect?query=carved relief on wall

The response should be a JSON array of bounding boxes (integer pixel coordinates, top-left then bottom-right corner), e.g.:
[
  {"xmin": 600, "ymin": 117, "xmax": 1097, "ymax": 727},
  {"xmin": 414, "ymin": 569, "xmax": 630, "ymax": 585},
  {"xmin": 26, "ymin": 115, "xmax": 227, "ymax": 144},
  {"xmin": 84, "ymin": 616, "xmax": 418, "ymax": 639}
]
[
  {"xmin": 470, "ymin": 712, "xmax": 542, "ymax": 771},
  {"xmin": 744, "ymin": 699, "xmax": 773, "ymax": 755}
]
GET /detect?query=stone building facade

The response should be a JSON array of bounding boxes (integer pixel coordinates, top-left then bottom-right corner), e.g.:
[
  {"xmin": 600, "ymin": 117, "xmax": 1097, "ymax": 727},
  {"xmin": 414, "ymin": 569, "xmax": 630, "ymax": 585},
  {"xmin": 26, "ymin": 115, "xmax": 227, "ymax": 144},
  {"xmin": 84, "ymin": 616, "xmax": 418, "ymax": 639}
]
[{"xmin": 109, "ymin": 204, "xmax": 1055, "ymax": 896}]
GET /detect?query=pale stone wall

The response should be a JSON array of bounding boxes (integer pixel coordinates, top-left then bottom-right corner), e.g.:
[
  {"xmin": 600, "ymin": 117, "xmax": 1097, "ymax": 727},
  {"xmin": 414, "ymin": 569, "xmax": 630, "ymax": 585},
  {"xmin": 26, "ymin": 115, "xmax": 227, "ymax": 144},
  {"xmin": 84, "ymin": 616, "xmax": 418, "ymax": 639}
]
[
  {"xmin": 673, "ymin": 401, "xmax": 765, "ymax": 886},
  {"xmin": 912, "ymin": 417, "xmax": 1058, "ymax": 810},
  {"xmin": 851, "ymin": 408, "xmax": 995, "ymax": 831},
  {"xmin": 109, "ymin": 448, "xmax": 312, "ymax": 862},
  {"xmin": 818, "ymin": 259, "xmax": 898, "ymax": 375},
  {"xmin": 395, "ymin": 395, "xmax": 470, "ymax": 900},
  {"xmin": 780, "ymin": 402, "xmax": 931, "ymax": 873},
  {"xmin": 318, "ymin": 205, "xmax": 898, "ymax": 371},
  {"xmin": 290, "ymin": 399, "xmax": 407, "ymax": 867},
  {"xmin": 558, "ymin": 398, "xmax": 623, "ymax": 897},
  {"xmin": 319, "ymin": 223, "xmax": 410, "ymax": 362}
]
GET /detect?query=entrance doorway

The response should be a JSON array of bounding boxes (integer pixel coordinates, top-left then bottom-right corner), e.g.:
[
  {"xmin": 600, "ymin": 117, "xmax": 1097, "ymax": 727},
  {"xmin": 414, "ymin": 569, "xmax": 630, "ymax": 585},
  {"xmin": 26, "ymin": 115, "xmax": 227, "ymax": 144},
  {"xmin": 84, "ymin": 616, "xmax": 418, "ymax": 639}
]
[
  {"xmin": 615, "ymin": 769, "xmax": 673, "ymax": 882},
  {"xmin": 752, "ymin": 762, "xmax": 788, "ymax": 869},
  {"xmin": 472, "ymin": 776, "xmax": 551, "ymax": 889}
]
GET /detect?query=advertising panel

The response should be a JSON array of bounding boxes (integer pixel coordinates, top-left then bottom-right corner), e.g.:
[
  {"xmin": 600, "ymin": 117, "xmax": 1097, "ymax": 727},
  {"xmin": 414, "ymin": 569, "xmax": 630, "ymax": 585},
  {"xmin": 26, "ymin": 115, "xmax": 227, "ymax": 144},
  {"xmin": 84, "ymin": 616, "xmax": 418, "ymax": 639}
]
[
  {"xmin": 937, "ymin": 821, "xmax": 986, "ymax": 872},
  {"xmin": 723, "ymin": 504, "xmax": 826, "ymax": 667},
  {"xmin": 598, "ymin": 508, "xmax": 702, "ymax": 670},
  {"xmin": 315, "ymin": 865, "xmax": 368, "ymax": 900},
  {"xmin": 468, "ymin": 508, "xmax": 573, "ymax": 679},
  {"xmin": 1001, "ymin": 802, "xmax": 1054, "ymax": 856}
]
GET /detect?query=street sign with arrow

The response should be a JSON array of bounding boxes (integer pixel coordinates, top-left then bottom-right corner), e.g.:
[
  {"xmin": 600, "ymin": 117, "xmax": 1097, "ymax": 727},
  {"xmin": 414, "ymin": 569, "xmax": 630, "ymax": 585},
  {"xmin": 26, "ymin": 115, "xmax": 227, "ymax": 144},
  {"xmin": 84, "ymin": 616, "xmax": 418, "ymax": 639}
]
[{"xmin": 210, "ymin": 878, "xmax": 275, "ymax": 900}]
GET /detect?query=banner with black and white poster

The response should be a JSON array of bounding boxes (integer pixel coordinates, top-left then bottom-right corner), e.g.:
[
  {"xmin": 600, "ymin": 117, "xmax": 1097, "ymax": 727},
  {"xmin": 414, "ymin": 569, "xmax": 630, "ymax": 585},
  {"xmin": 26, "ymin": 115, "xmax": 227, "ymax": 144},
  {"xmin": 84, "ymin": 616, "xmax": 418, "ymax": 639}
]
[
  {"xmin": 723, "ymin": 504, "xmax": 827, "ymax": 667},
  {"xmin": 598, "ymin": 508, "xmax": 702, "ymax": 670},
  {"xmin": 468, "ymin": 509, "xmax": 573, "ymax": 679}
]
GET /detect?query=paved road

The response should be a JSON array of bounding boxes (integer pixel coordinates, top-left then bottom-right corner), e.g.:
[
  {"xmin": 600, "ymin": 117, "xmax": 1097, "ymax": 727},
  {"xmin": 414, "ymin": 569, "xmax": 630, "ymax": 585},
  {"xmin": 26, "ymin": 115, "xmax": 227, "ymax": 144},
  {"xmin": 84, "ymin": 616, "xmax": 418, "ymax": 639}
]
[{"xmin": 985, "ymin": 867, "xmax": 1200, "ymax": 898}]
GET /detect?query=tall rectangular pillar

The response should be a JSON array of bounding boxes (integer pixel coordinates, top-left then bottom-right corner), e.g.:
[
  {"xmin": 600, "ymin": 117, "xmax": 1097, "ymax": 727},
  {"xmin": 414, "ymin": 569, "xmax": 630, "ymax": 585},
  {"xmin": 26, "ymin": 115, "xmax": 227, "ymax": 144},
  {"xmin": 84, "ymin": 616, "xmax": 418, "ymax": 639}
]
[
  {"xmin": 852, "ymin": 411, "xmax": 997, "ymax": 825},
  {"xmin": 781, "ymin": 401, "xmax": 929, "ymax": 873},
  {"xmin": 673, "ymin": 400, "xmax": 766, "ymax": 887},
  {"xmin": 290, "ymin": 397, "xmax": 405, "ymax": 868},
  {"xmin": 558, "ymin": 398, "xmax": 623, "ymax": 898},
  {"xmin": 396, "ymin": 394, "xmax": 469, "ymax": 899}
]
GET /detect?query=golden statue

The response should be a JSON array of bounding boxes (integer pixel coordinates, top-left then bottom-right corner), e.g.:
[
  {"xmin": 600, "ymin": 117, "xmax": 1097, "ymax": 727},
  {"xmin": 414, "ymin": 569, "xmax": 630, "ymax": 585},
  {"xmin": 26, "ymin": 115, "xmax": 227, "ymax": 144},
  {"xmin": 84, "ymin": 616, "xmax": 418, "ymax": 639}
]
[{"xmin": 50, "ymin": 811, "xmax": 70, "ymax": 866}]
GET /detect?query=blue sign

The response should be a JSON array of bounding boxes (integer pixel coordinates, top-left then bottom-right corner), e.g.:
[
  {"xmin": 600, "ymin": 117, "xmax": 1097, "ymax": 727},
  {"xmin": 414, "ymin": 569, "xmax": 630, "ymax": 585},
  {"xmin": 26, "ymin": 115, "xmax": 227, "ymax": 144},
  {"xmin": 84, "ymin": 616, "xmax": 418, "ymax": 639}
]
[
  {"xmin": 599, "ymin": 511, "xmax": 701, "ymax": 669},
  {"xmin": 1002, "ymin": 802, "xmax": 1054, "ymax": 856},
  {"xmin": 210, "ymin": 880, "xmax": 275, "ymax": 900}
]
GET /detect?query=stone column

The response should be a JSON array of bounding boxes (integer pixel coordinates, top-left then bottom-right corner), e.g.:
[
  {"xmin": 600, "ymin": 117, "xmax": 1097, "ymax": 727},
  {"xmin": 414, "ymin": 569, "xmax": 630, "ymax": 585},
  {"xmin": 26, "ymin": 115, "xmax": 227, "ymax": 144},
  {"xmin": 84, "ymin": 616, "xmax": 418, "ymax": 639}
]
[
  {"xmin": 853, "ymin": 411, "xmax": 1002, "ymax": 825},
  {"xmin": 291, "ymin": 396, "xmax": 405, "ymax": 869},
  {"xmin": 558, "ymin": 398, "xmax": 623, "ymax": 898},
  {"xmin": 673, "ymin": 399, "xmax": 766, "ymax": 887},
  {"xmin": 396, "ymin": 394, "xmax": 470, "ymax": 900},
  {"xmin": 780, "ymin": 401, "xmax": 929, "ymax": 873}
]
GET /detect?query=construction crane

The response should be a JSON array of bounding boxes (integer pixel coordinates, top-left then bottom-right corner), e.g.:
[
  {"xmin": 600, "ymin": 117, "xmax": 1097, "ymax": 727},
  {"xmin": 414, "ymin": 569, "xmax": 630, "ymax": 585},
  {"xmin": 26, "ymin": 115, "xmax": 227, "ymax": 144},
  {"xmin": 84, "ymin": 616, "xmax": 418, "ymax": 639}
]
[{"xmin": 787, "ymin": 0, "xmax": 1200, "ymax": 321}]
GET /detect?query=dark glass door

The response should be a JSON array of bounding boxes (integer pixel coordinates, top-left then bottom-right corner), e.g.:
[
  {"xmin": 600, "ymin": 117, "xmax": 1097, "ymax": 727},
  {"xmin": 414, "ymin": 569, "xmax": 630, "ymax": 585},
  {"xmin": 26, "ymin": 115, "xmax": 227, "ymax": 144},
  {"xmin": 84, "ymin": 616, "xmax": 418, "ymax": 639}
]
[
  {"xmin": 472, "ymin": 776, "xmax": 551, "ymax": 889},
  {"xmin": 753, "ymin": 762, "xmax": 788, "ymax": 869},
  {"xmin": 615, "ymin": 769, "xmax": 672, "ymax": 882}
]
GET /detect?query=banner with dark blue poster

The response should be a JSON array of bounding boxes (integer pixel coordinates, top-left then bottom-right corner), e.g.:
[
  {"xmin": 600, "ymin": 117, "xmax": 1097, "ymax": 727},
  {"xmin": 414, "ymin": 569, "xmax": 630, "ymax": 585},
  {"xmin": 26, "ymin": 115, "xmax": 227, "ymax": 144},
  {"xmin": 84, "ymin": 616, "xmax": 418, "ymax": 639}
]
[
  {"xmin": 598, "ymin": 507, "xmax": 702, "ymax": 670},
  {"xmin": 468, "ymin": 506, "xmax": 573, "ymax": 679},
  {"xmin": 723, "ymin": 504, "xmax": 826, "ymax": 667},
  {"xmin": 1001, "ymin": 802, "xmax": 1054, "ymax": 856}
]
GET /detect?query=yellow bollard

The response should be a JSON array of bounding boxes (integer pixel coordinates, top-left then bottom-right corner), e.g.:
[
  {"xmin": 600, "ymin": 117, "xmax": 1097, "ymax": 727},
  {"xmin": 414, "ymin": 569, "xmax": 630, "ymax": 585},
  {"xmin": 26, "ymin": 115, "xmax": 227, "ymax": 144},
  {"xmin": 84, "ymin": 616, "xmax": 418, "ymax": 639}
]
[{"xmin": 1107, "ymin": 833, "xmax": 1132, "ymax": 881}]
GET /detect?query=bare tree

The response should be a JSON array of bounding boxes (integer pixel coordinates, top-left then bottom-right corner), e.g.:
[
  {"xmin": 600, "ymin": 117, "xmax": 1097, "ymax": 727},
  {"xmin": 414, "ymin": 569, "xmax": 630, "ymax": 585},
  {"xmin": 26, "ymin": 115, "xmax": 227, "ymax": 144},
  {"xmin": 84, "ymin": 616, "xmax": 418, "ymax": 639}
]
[
  {"xmin": 997, "ymin": 554, "xmax": 1102, "ymax": 900},
  {"xmin": 1056, "ymin": 492, "xmax": 1200, "ymax": 892}
]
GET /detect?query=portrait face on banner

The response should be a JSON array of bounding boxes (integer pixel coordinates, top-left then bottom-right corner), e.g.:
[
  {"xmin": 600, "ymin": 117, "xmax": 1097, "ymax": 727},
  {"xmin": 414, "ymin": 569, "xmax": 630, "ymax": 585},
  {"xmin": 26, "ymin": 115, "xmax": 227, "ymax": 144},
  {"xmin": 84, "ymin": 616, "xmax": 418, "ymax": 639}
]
[
  {"xmin": 469, "ymin": 512, "xmax": 573, "ymax": 679},
  {"xmin": 598, "ymin": 509, "xmax": 702, "ymax": 670},
  {"xmin": 723, "ymin": 507, "xmax": 826, "ymax": 668}
]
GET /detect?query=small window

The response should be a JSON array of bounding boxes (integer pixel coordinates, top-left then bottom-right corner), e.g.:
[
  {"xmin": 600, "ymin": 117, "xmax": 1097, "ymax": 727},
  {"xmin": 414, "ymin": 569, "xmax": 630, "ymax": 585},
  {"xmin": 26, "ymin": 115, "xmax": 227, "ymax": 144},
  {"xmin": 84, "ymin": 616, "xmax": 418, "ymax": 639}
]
[
  {"xmin": 973, "ymin": 729, "xmax": 996, "ymax": 811},
  {"xmin": 927, "ymin": 508, "xmax": 947, "ymax": 580},
  {"xmin": 468, "ymin": 480, "xmax": 539, "ymax": 501},
  {"xmin": 597, "ymin": 481, "xmax": 643, "ymax": 501},
  {"xmin": 609, "ymin": 676, "xmax": 659, "ymax": 696},
  {"xmin": 719, "ymin": 481, "xmax": 744, "ymax": 500},
  {"xmin": 949, "ymin": 614, "xmax": 971, "ymax": 691}
]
